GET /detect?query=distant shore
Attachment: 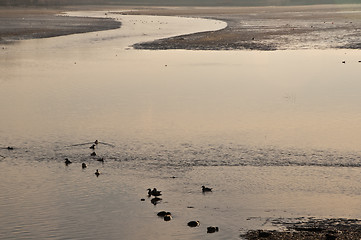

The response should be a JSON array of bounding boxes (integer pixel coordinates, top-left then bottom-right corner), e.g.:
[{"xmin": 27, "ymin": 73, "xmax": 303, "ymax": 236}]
[
  {"xmin": 0, "ymin": 7, "xmax": 120, "ymax": 44},
  {"xmin": 1, "ymin": 5, "xmax": 361, "ymax": 50}
]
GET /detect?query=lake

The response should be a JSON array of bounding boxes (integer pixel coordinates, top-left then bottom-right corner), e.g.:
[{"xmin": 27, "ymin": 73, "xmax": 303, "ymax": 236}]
[{"xmin": 0, "ymin": 11, "xmax": 361, "ymax": 240}]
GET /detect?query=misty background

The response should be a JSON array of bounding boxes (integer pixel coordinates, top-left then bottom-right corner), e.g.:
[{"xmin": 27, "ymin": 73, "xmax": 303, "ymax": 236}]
[{"xmin": 1, "ymin": 0, "xmax": 360, "ymax": 6}]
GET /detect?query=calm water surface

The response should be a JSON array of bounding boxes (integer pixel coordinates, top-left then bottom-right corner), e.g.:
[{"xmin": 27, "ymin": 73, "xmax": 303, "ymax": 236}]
[{"xmin": 0, "ymin": 11, "xmax": 361, "ymax": 240}]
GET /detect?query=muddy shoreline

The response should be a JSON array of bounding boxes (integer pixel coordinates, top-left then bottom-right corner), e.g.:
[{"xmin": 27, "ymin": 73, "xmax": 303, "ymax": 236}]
[
  {"xmin": 243, "ymin": 217, "xmax": 361, "ymax": 239},
  {"xmin": 129, "ymin": 5, "xmax": 361, "ymax": 50},
  {"xmin": 0, "ymin": 7, "xmax": 121, "ymax": 43}
]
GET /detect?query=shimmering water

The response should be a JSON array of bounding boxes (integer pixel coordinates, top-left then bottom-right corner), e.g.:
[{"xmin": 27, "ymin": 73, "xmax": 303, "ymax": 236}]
[{"xmin": 0, "ymin": 11, "xmax": 361, "ymax": 240}]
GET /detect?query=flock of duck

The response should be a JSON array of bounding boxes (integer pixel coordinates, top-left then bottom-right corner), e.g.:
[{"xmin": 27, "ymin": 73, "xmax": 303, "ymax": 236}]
[
  {"xmin": 144, "ymin": 186, "xmax": 219, "ymax": 234},
  {"xmin": 62, "ymin": 139, "xmax": 116, "ymax": 176},
  {"xmin": 2, "ymin": 140, "xmax": 220, "ymax": 235}
]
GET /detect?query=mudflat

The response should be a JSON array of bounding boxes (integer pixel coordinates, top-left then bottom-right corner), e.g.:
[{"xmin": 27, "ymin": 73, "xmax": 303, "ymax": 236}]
[
  {"xmin": 0, "ymin": 7, "xmax": 120, "ymax": 43},
  {"xmin": 1, "ymin": 5, "xmax": 360, "ymax": 50},
  {"xmin": 128, "ymin": 4, "xmax": 361, "ymax": 50}
]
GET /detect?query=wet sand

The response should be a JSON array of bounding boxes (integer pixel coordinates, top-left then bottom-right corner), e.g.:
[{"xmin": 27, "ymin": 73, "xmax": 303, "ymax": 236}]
[
  {"xmin": 243, "ymin": 218, "xmax": 361, "ymax": 239},
  {"xmin": 129, "ymin": 5, "xmax": 361, "ymax": 50},
  {"xmin": 2, "ymin": 5, "xmax": 361, "ymax": 50}
]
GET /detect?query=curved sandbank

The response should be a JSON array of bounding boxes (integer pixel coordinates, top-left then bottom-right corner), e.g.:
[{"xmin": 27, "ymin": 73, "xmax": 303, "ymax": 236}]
[
  {"xmin": 64, "ymin": 10, "xmax": 227, "ymax": 48},
  {"xmin": 126, "ymin": 5, "xmax": 361, "ymax": 50}
]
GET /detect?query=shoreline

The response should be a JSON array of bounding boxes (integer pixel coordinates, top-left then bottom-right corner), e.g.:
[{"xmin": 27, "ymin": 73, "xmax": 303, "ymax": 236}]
[
  {"xmin": 0, "ymin": 7, "xmax": 121, "ymax": 44},
  {"xmin": 1, "ymin": 5, "xmax": 361, "ymax": 50},
  {"xmin": 129, "ymin": 4, "xmax": 361, "ymax": 50}
]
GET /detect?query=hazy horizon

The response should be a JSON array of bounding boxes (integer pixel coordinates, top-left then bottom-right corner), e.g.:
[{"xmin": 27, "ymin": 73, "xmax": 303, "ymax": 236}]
[{"xmin": 1, "ymin": 0, "xmax": 360, "ymax": 6}]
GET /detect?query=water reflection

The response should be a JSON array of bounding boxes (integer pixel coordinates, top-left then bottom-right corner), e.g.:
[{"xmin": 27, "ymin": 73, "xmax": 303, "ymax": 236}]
[{"xmin": 0, "ymin": 12, "xmax": 361, "ymax": 240}]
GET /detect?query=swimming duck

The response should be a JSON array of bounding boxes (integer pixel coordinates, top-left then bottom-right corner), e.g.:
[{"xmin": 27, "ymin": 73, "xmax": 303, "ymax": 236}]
[
  {"xmin": 97, "ymin": 158, "xmax": 104, "ymax": 162},
  {"xmin": 157, "ymin": 211, "xmax": 171, "ymax": 217},
  {"xmin": 82, "ymin": 163, "xmax": 87, "ymax": 169},
  {"xmin": 207, "ymin": 226, "xmax": 219, "ymax": 233},
  {"xmin": 187, "ymin": 221, "xmax": 200, "ymax": 227},
  {"xmin": 7, "ymin": 146, "xmax": 14, "ymax": 150},
  {"xmin": 152, "ymin": 188, "xmax": 162, "ymax": 196},
  {"xmin": 91, "ymin": 152, "xmax": 97, "ymax": 156},
  {"xmin": 65, "ymin": 158, "xmax": 72, "ymax": 165},
  {"xmin": 95, "ymin": 169, "xmax": 100, "ymax": 176},
  {"xmin": 202, "ymin": 186, "xmax": 212, "ymax": 192},
  {"xmin": 147, "ymin": 188, "xmax": 162, "ymax": 197},
  {"xmin": 89, "ymin": 144, "xmax": 96, "ymax": 149}
]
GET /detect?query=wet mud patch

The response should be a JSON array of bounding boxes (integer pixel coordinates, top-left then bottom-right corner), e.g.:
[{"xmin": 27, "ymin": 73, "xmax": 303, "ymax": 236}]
[
  {"xmin": 243, "ymin": 217, "xmax": 361, "ymax": 239},
  {"xmin": 132, "ymin": 5, "xmax": 361, "ymax": 51}
]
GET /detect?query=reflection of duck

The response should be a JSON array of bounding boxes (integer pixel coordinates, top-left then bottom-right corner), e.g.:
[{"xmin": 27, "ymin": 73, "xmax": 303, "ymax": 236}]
[
  {"xmin": 202, "ymin": 186, "xmax": 212, "ymax": 192},
  {"xmin": 82, "ymin": 163, "xmax": 87, "ymax": 169},
  {"xmin": 95, "ymin": 169, "xmax": 100, "ymax": 177},
  {"xmin": 164, "ymin": 215, "xmax": 172, "ymax": 221},
  {"xmin": 65, "ymin": 158, "xmax": 72, "ymax": 165},
  {"xmin": 207, "ymin": 226, "xmax": 219, "ymax": 233},
  {"xmin": 151, "ymin": 197, "xmax": 162, "ymax": 205},
  {"xmin": 187, "ymin": 221, "xmax": 200, "ymax": 227}
]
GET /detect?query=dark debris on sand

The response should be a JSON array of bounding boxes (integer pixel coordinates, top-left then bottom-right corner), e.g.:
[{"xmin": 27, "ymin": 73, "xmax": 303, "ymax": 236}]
[{"xmin": 242, "ymin": 218, "xmax": 361, "ymax": 240}]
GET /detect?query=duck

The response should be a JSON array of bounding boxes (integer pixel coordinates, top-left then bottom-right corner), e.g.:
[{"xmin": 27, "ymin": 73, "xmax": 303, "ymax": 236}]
[
  {"xmin": 65, "ymin": 158, "xmax": 72, "ymax": 165},
  {"xmin": 7, "ymin": 146, "xmax": 14, "ymax": 150},
  {"xmin": 82, "ymin": 163, "xmax": 87, "ymax": 169},
  {"xmin": 95, "ymin": 169, "xmax": 100, "ymax": 176},
  {"xmin": 152, "ymin": 188, "xmax": 162, "ymax": 196},
  {"xmin": 157, "ymin": 211, "xmax": 171, "ymax": 217},
  {"xmin": 147, "ymin": 188, "xmax": 162, "ymax": 197},
  {"xmin": 91, "ymin": 152, "xmax": 97, "ymax": 156},
  {"xmin": 187, "ymin": 221, "xmax": 200, "ymax": 227},
  {"xmin": 97, "ymin": 157, "xmax": 104, "ymax": 162},
  {"xmin": 89, "ymin": 144, "xmax": 96, "ymax": 149},
  {"xmin": 207, "ymin": 226, "xmax": 219, "ymax": 233},
  {"xmin": 202, "ymin": 186, "xmax": 212, "ymax": 192}
]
